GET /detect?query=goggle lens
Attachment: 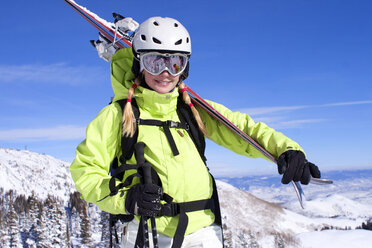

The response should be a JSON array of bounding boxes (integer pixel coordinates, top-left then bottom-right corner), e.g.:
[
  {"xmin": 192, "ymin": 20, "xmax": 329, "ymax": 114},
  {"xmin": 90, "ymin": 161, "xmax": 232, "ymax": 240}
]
[{"xmin": 141, "ymin": 53, "xmax": 188, "ymax": 76}]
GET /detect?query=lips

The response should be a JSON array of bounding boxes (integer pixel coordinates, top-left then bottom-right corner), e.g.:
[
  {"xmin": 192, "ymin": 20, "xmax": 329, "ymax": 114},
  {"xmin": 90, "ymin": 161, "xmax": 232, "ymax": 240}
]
[{"xmin": 155, "ymin": 80, "xmax": 171, "ymax": 86}]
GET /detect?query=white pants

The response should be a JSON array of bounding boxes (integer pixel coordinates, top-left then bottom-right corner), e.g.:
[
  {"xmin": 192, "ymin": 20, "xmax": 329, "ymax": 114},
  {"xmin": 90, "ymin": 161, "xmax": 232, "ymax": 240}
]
[{"xmin": 121, "ymin": 219, "xmax": 223, "ymax": 248}]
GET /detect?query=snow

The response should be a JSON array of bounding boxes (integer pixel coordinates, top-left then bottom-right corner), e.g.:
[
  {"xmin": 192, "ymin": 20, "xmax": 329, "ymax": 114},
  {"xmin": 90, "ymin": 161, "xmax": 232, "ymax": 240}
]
[
  {"xmin": 68, "ymin": 0, "xmax": 115, "ymax": 30},
  {"xmin": 298, "ymin": 230, "xmax": 372, "ymax": 248},
  {"xmin": 218, "ymin": 171, "xmax": 372, "ymax": 247},
  {"xmin": 232, "ymin": 172, "xmax": 372, "ymax": 227},
  {"xmin": 303, "ymin": 194, "xmax": 372, "ymax": 219},
  {"xmin": 0, "ymin": 147, "xmax": 75, "ymax": 202}
]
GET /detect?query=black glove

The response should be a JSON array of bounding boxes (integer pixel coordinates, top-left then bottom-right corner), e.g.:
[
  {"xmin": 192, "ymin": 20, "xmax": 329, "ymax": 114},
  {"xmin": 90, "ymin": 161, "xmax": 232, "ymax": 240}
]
[
  {"xmin": 277, "ymin": 150, "xmax": 321, "ymax": 185},
  {"xmin": 125, "ymin": 184, "xmax": 163, "ymax": 217}
]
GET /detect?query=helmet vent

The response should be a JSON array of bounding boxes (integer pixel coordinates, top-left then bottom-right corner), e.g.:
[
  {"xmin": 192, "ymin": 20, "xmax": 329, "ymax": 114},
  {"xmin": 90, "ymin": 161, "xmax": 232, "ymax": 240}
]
[
  {"xmin": 175, "ymin": 39, "xmax": 182, "ymax": 45},
  {"xmin": 186, "ymin": 37, "xmax": 189, "ymax": 43},
  {"xmin": 174, "ymin": 23, "xmax": 179, "ymax": 27},
  {"xmin": 141, "ymin": 35, "xmax": 146, "ymax": 41},
  {"xmin": 152, "ymin": 37, "xmax": 161, "ymax": 44},
  {"xmin": 153, "ymin": 21, "xmax": 159, "ymax": 26}
]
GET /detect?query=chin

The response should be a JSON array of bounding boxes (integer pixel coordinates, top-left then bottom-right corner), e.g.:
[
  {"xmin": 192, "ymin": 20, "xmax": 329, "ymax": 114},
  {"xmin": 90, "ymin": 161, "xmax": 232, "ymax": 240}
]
[{"xmin": 155, "ymin": 87, "xmax": 173, "ymax": 94}]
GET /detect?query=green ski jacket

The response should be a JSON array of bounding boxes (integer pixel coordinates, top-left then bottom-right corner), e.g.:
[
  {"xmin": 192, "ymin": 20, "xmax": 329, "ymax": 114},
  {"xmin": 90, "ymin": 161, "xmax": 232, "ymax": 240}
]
[{"xmin": 70, "ymin": 48, "xmax": 304, "ymax": 237}]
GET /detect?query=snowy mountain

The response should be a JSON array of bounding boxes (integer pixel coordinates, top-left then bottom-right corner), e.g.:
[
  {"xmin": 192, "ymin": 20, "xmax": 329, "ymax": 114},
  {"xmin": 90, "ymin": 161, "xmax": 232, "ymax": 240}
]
[
  {"xmin": 220, "ymin": 171, "xmax": 372, "ymax": 247},
  {"xmin": 0, "ymin": 147, "xmax": 371, "ymax": 247},
  {"xmin": 0, "ymin": 148, "xmax": 75, "ymax": 202},
  {"xmin": 220, "ymin": 170, "xmax": 372, "ymax": 227}
]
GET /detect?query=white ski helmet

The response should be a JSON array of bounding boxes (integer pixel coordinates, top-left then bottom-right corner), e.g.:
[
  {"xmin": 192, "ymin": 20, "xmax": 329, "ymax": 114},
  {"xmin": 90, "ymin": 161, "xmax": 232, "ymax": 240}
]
[{"xmin": 133, "ymin": 17, "xmax": 191, "ymax": 55}]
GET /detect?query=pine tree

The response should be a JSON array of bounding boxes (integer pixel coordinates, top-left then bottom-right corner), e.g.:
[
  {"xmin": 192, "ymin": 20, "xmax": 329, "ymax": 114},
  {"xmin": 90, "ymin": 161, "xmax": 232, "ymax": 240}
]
[
  {"xmin": 80, "ymin": 203, "xmax": 94, "ymax": 247},
  {"xmin": 100, "ymin": 211, "xmax": 111, "ymax": 246},
  {"xmin": 0, "ymin": 207, "xmax": 8, "ymax": 247},
  {"xmin": 13, "ymin": 194, "xmax": 27, "ymax": 245},
  {"xmin": 7, "ymin": 197, "xmax": 21, "ymax": 248},
  {"xmin": 27, "ymin": 191, "xmax": 41, "ymax": 246},
  {"xmin": 13, "ymin": 194, "xmax": 27, "ymax": 214},
  {"xmin": 55, "ymin": 202, "xmax": 68, "ymax": 247},
  {"xmin": 65, "ymin": 215, "xmax": 71, "ymax": 248},
  {"xmin": 50, "ymin": 197, "xmax": 68, "ymax": 247},
  {"xmin": 44, "ymin": 195, "xmax": 59, "ymax": 246},
  {"xmin": 37, "ymin": 205, "xmax": 51, "ymax": 248},
  {"xmin": 0, "ymin": 188, "xmax": 7, "ymax": 247}
]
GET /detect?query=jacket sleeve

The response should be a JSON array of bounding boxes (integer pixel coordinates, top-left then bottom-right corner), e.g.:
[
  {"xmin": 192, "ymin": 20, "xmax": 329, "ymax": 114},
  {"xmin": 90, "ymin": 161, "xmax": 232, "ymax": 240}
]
[
  {"xmin": 198, "ymin": 100, "xmax": 305, "ymax": 161},
  {"xmin": 70, "ymin": 103, "xmax": 127, "ymax": 214}
]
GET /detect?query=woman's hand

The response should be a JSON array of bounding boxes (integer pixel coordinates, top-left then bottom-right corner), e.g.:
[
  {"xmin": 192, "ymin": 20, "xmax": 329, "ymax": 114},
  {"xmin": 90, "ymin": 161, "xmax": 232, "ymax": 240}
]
[
  {"xmin": 125, "ymin": 184, "xmax": 163, "ymax": 217},
  {"xmin": 277, "ymin": 150, "xmax": 321, "ymax": 185}
]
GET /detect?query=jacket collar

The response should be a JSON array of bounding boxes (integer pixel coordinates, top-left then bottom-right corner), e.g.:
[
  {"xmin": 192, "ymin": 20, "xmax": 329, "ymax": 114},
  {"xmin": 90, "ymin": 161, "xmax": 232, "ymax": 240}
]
[{"xmin": 134, "ymin": 86, "xmax": 179, "ymax": 116}]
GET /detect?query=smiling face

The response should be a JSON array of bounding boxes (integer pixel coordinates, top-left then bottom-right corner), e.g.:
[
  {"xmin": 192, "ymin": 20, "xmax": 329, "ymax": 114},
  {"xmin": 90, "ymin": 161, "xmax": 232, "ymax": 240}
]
[{"xmin": 143, "ymin": 70, "xmax": 180, "ymax": 94}]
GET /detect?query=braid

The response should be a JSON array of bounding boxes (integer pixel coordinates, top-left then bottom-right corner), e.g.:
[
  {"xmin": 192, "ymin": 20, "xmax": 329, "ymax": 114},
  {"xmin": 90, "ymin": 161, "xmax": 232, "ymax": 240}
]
[
  {"xmin": 122, "ymin": 79, "xmax": 139, "ymax": 137},
  {"xmin": 178, "ymin": 82, "xmax": 208, "ymax": 137}
]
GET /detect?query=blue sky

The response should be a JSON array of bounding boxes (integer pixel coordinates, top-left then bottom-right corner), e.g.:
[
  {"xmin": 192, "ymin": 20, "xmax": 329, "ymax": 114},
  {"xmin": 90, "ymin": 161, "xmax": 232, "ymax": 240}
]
[{"xmin": 0, "ymin": 0, "xmax": 371, "ymax": 177}]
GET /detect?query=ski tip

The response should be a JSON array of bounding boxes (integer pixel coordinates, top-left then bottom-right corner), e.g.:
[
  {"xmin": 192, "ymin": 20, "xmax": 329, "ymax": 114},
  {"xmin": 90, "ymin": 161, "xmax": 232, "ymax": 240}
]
[{"xmin": 292, "ymin": 181, "xmax": 305, "ymax": 209}]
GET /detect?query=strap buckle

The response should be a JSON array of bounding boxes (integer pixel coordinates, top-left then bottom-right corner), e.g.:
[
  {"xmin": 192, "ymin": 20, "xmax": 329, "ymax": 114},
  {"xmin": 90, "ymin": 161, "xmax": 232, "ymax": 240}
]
[
  {"xmin": 166, "ymin": 120, "xmax": 179, "ymax": 128},
  {"xmin": 160, "ymin": 203, "xmax": 180, "ymax": 217}
]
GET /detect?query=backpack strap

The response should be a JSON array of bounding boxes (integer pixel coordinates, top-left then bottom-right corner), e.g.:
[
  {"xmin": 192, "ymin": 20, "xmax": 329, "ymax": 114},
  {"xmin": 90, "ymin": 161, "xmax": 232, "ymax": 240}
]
[
  {"xmin": 176, "ymin": 96, "xmax": 207, "ymax": 164},
  {"xmin": 116, "ymin": 99, "xmax": 139, "ymax": 163}
]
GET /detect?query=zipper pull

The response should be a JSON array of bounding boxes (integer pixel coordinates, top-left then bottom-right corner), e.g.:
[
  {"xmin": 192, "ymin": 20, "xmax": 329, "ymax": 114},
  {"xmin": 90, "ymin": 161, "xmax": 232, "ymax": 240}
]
[{"xmin": 177, "ymin": 130, "xmax": 184, "ymax": 137}]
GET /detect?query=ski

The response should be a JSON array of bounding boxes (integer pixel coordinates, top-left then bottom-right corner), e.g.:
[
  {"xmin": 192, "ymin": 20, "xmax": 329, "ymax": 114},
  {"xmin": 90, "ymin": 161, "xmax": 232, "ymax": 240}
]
[
  {"xmin": 64, "ymin": 0, "xmax": 132, "ymax": 48},
  {"xmin": 186, "ymin": 87, "xmax": 332, "ymax": 185},
  {"xmin": 63, "ymin": 0, "xmax": 333, "ymax": 209},
  {"xmin": 185, "ymin": 87, "xmax": 331, "ymax": 209}
]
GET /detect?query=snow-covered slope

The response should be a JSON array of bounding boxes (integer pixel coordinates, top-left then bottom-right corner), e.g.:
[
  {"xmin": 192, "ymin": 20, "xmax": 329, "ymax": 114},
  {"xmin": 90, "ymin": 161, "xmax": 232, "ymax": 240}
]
[
  {"xmin": 217, "ymin": 180, "xmax": 372, "ymax": 247},
  {"xmin": 220, "ymin": 172, "xmax": 372, "ymax": 247},
  {"xmin": 243, "ymin": 173, "xmax": 372, "ymax": 228},
  {"xmin": 217, "ymin": 180, "xmax": 340, "ymax": 247},
  {"xmin": 0, "ymin": 147, "xmax": 75, "ymax": 202}
]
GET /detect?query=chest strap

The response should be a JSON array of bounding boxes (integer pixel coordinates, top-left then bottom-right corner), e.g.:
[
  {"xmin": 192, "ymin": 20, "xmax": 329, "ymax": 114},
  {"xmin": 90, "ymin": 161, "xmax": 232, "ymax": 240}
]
[{"xmin": 138, "ymin": 119, "xmax": 189, "ymax": 156}]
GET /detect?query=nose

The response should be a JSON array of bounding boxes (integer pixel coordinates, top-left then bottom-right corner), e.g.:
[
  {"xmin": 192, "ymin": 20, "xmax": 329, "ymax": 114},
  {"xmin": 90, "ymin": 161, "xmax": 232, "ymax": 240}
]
[{"xmin": 159, "ymin": 70, "xmax": 172, "ymax": 77}]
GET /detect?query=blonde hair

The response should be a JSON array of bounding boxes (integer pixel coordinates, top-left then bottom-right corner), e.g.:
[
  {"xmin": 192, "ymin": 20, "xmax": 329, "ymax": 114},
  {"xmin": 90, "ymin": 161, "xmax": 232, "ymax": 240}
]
[
  {"xmin": 178, "ymin": 82, "xmax": 208, "ymax": 137},
  {"xmin": 122, "ymin": 78, "xmax": 140, "ymax": 137},
  {"xmin": 121, "ymin": 79, "xmax": 208, "ymax": 138}
]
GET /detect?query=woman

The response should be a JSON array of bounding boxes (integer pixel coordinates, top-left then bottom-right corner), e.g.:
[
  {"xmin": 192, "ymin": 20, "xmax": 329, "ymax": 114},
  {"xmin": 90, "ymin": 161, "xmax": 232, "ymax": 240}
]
[{"xmin": 70, "ymin": 17, "xmax": 321, "ymax": 248}]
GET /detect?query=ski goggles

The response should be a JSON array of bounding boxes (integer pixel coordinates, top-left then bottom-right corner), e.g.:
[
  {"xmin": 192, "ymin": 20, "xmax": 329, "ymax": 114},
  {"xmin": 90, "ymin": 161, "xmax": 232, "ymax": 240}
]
[{"xmin": 139, "ymin": 52, "xmax": 189, "ymax": 77}]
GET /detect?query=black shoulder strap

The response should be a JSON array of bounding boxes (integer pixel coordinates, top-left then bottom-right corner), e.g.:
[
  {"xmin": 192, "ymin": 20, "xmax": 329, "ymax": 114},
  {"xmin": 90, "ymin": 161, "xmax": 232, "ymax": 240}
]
[
  {"xmin": 109, "ymin": 99, "xmax": 139, "ymax": 182},
  {"xmin": 116, "ymin": 98, "xmax": 140, "ymax": 164},
  {"xmin": 176, "ymin": 96, "xmax": 207, "ymax": 164}
]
